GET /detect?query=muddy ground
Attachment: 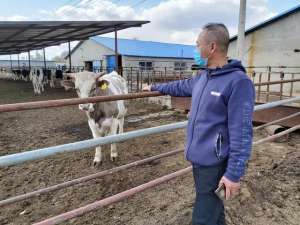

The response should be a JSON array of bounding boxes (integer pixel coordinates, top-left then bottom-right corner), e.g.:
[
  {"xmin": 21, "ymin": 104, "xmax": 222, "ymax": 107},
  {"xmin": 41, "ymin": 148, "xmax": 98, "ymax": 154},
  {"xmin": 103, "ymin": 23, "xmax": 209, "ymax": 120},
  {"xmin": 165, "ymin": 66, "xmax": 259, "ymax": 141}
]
[{"xmin": 0, "ymin": 79, "xmax": 299, "ymax": 225}]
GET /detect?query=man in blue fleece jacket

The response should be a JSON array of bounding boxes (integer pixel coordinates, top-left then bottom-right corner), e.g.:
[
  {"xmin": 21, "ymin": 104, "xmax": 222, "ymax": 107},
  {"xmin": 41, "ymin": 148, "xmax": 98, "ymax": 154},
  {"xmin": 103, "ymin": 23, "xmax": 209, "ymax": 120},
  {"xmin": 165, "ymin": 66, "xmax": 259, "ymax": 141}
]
[{"xmin": 143, "ymin": 23, "xmax": 255, "ymax": 225}]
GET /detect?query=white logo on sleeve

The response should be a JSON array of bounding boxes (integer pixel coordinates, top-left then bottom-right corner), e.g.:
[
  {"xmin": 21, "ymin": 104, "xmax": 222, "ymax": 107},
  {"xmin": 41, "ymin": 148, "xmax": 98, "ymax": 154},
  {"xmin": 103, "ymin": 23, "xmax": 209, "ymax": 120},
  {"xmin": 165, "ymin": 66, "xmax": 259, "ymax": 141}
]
[{"xmin": 211, "ymin": 91, "xmax": 221, "ymax": 97}]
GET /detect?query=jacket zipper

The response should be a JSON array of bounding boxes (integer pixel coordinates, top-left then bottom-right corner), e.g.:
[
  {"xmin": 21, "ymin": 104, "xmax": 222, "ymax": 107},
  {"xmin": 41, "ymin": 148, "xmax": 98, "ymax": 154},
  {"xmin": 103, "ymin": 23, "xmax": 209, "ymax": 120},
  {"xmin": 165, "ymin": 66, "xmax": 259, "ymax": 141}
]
[
  {"xmin": 186, "ymin": 71, "xmax": 211, "ymax": 159},
  {"xmin": 215, "ymin": 132, "xmax": 222, "ymax": 160}
]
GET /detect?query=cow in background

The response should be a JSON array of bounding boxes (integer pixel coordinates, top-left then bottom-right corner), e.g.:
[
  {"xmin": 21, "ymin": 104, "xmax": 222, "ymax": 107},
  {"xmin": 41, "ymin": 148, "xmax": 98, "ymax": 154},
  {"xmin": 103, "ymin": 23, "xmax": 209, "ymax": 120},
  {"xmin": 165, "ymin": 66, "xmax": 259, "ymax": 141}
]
[{"xmin": 30, "ymin": 68, "xmax": 45, "ymax": 95}]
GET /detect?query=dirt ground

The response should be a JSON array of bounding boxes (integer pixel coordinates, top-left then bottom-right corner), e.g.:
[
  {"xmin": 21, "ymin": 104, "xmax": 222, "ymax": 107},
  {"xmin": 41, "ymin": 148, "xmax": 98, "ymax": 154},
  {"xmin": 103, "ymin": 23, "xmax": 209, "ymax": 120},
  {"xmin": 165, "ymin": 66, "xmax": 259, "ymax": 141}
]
[{"xmin": 0, "ymin": 79, "xmax": 299, "ymax": 225}]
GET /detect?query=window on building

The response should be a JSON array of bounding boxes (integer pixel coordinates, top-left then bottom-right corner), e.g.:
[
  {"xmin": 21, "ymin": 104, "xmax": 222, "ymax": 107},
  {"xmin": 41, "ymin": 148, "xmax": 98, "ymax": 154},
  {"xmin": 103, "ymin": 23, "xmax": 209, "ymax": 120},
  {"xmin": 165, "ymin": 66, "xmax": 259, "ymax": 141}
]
[
  {"xmin": 174, "ymin": 62, "xmax": 187, "ymax": 70},
  {"xmin": 139, "ymin": 61, "xmax": 153, "ymax": 70}
]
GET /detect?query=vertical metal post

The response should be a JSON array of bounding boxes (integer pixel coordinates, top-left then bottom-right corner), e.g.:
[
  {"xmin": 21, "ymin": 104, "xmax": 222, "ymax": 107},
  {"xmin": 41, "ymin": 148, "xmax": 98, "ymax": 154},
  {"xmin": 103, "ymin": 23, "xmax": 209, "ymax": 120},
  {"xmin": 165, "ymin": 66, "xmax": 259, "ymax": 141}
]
[
  {"xmin": 28, "ymin": 51, "xmax": 31, "ymax": 70},
  {"xmin": 266, "ymin": 66, "xmax": 271, "ymax": 102},
  {"xmin": 153, "ymin": 70, "xmax": 155, "ymax": 85},
  {"xmin": 114, "ymin": 27, "xmax": 119, "ymax": 72},
  {"xmin": 290, "ymin": 73, "xmax": 294, "ymax": 97},
  {"xmin": 279, "ymin": 71, "xmax": 284, "ymax": 100},
  {"xmin": 136, "ymin": 71, "xmax": 139, "ymax": 92},
  {"xmin": 236, "ymin": 0, "xmax": 247, "ymax": 60},
  {"xmin": 126, "ymin": 68, "xmax": 129, "ymax": 90},
  {"xmin": 17, "ymin": 54, "xmax": 20, "ymax": 69},
  {"xmin": 100, "ymin": 60, "xmax": 103, "ymax": 72},
  {"xmin": 43, "ymin": 48, "xmax": 46, "ymax": 70},
  {"xmin": 10, "ymin": 55, "xmax": 13, "ymax": 70},
  {"xmin": 252, "ymin": 71, "xmax": 255, "ymax": 83},
  {"xmin": 140, "ymin": 71, "xmax": 143, "ymax": 91},
  {"xmin": 257, "ymin": 72, "xmax": 262, "ymax": 102},
  {"xmin": 130, "ymin": 67, "xmax": 133, "ymax": 92},
  {"xmin": 68, "ymin": 41, "xmax": 72, "ymax": 71}
]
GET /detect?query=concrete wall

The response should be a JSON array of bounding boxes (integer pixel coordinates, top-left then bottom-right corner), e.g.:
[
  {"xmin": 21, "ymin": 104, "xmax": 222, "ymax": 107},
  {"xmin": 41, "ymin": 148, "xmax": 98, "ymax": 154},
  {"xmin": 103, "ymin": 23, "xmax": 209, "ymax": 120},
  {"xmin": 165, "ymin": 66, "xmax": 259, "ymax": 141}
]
[{"xmin": 228, "ymin": 10, "xmax": 300, "ymax": 94}]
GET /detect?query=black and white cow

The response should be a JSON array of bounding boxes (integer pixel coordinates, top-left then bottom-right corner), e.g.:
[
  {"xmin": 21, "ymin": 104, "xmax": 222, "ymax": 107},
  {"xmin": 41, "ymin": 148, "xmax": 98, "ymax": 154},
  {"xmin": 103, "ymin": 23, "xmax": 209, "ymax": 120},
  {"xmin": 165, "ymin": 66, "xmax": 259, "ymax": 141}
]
[
  {"xmin": 62, "ymin": 71, "xmax": 128, "ymax": 166},
  {"xmin": 12, "ymin": 69, "xmax": 22, "ymax": 80},
  {"xmin": 51, "ymin": 68, "xmax": 64, "ymax": 88},
  {"xmin": 21, "ymin": 68, "xmax": 30, "ymax": 81},
  {"xmin": 30, "ymin": 68, "xmax": 45, "ymax": 95}
]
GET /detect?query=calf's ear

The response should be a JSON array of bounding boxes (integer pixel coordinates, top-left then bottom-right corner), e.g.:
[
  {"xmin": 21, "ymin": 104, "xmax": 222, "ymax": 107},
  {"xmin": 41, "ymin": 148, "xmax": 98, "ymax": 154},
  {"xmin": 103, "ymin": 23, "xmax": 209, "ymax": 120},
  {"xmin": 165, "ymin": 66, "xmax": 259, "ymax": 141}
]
[
  {"xmin": 61, "ymin": 80, "xmax": 75, "ymax": 91},
  {"xmin": 96, "ymin": 79, "xmax": 110, "ymax": 91}
]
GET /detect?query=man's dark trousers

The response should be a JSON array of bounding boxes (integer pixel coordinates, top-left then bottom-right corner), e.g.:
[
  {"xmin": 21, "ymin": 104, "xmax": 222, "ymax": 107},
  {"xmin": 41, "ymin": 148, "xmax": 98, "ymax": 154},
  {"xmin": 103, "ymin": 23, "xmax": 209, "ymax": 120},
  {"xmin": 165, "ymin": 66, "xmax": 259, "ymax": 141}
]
[{"xmin": 192, "ymin": 161, "xmax": 227, "ymax": 225}]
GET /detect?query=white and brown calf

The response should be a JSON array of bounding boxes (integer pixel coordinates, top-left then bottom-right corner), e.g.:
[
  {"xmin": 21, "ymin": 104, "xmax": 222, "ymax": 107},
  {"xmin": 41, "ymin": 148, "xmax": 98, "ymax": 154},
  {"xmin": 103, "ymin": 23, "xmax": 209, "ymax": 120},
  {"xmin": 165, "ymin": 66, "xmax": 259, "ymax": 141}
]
[{"xmin": 62, "ymin": 71, "xmax": 128, "ymax": 166}]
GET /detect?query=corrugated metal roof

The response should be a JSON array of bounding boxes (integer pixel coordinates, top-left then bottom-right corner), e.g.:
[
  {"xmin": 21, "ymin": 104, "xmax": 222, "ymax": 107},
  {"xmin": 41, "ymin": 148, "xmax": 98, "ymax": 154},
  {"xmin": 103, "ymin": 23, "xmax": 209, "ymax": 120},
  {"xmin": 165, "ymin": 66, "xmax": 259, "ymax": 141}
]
[
  {"xmin": 230, "ymin": 4, "xmax": 300, "ymax": 41},
  {"xmin": 90, "ymin": 36, "xmax": 195, "ymax": 59},
  {"xmin": 0, "ymin": 21, "xmax": 149, "ymax": 55}
]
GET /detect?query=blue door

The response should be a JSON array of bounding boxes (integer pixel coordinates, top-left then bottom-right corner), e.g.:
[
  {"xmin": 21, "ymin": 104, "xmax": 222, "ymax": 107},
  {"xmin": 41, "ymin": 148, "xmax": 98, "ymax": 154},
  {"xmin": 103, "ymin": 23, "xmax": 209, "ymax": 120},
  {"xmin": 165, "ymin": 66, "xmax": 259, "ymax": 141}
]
[
  {"xmin": 106, "ymin": 55, "xmax": 116, "ymax": 73},
  {"xmin": 93, "ymin": 60, "xmax": 100, "ymax": 72}
]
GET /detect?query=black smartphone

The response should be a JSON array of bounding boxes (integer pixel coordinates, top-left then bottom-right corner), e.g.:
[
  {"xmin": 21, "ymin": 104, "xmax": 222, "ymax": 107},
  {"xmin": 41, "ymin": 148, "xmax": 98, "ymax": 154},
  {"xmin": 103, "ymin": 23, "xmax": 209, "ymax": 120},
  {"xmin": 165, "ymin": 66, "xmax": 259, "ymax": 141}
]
[{"xmin": 215, "ymin": 183, "xmax": 226, "ymax": 201}]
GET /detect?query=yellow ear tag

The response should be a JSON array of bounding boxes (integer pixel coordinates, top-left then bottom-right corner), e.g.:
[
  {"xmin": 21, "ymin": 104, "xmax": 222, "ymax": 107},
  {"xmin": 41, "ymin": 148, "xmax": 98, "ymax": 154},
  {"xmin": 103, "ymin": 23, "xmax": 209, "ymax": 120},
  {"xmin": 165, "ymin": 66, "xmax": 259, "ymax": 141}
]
[{"xmin": 100, "ymin": 83, "xmax": 108, "ymax": 90}]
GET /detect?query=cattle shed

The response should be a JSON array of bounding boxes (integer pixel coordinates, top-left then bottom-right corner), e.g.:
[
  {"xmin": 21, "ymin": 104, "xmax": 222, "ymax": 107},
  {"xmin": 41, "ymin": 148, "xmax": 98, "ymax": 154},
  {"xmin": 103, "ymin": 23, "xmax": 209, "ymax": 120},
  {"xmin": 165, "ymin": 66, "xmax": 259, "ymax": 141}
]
[
  {"xmin": 0, "ymin": 21, "xmax": 150, "ymax": 69},
  {"xmin": 64, "ymin": 36, "xmax": 195, "ymax": 72}
]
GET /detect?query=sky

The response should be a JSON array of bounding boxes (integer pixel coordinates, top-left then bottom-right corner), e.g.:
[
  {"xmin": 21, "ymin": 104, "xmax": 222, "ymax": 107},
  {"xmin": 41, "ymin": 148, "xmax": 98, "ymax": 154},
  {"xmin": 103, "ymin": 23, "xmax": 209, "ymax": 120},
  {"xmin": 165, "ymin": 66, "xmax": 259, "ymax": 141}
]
[{"xmin": 0, "ymin": 0, "xmax": 299, "ymax": 60}]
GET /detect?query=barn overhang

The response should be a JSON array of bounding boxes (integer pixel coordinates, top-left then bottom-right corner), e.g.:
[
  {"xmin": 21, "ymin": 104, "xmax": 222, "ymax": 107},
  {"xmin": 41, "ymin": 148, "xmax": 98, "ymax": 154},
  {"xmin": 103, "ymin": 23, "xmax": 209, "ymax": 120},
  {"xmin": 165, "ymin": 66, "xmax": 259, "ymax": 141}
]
[{"xmin": 0, "ymin": 21, "xmax": 150, "ymax": 55}]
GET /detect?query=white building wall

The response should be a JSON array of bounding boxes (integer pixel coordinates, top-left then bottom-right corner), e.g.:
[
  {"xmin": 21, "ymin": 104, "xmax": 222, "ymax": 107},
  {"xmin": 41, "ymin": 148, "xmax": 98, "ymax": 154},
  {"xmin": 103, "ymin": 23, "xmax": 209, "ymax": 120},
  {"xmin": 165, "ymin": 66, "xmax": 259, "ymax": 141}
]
[
  {"xmin": 122, "ymin": 55, "xmax": 194, "ymax": 69},
  {"xmin": 228, "ymin": 10, "xmax": 300, "ymax": 94},
  {"xmin": 67, "ymin": 40, "xmax": 195, "ymax": 73},
  {"xmin": 65, "ymin": 39, "xmax": 115, "ymax": 68}
]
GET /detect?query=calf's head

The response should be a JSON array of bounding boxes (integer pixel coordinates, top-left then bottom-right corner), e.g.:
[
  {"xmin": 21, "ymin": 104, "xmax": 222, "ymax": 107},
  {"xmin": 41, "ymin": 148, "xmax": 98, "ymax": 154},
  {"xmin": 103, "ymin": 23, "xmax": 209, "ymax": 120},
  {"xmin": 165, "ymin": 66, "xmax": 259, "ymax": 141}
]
[{"xmin": 61, "ymin": 72, "xmax": 108, "ymax": 112}]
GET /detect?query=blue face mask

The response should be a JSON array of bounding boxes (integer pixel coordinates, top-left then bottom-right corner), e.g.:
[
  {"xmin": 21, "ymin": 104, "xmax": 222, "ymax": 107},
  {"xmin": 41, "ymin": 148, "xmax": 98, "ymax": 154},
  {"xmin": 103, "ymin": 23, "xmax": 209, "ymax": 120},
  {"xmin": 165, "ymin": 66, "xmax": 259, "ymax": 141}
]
[{"xmin": 194, "ymin": 49, "xmax": 208, "ymax": 67}]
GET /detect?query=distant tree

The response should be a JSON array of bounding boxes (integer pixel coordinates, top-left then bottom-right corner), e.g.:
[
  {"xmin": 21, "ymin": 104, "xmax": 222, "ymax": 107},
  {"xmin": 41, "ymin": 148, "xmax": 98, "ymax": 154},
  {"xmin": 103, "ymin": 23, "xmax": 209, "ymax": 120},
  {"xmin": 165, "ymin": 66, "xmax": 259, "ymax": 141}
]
[
  {"xmin": 52, "ymin": 55, "xmax": 64, "ymax": 62},
  {"xmin": 31, "ymin": 52, "xmax": 44, "ymax": 61},
  {"xmin": 52, "ymin": 51, "xmax": 68, "ymax": 62},
  {"xmin": 60, "ymin": 50, "xmax": 68, "ymax": 58}
]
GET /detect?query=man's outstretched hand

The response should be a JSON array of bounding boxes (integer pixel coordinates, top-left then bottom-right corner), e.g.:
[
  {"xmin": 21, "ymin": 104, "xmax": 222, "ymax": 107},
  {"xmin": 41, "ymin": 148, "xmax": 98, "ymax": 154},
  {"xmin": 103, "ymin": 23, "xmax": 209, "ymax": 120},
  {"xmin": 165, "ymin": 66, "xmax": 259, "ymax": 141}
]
[{"xmin": 142, "ymin": 85, "xmax": 152, "ymax": 92}]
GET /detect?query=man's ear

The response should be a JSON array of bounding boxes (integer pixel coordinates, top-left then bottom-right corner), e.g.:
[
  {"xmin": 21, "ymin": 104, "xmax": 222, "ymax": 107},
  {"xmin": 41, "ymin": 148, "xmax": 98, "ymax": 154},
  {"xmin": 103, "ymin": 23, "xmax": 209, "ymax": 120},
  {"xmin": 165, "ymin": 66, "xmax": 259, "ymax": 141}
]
[
  {"xmin": 61, "ymin": 80, "xmax": 75, "ymax": 91},
  {"xmin": 211, "ymin": 42, "xmax": 217, "ymax": 53},
  {"xmin": 96, "ymin": 79, "xmax": 110, "ymax": 91}
]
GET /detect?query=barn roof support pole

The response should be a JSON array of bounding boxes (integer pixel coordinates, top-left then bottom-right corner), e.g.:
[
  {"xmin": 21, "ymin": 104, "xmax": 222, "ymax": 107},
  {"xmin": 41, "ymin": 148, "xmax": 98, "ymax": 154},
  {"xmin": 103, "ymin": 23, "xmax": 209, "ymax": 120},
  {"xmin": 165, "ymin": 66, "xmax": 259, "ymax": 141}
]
[
  {"xmin": 9, "ymin": 55, "xmax": 13, "ymax": 70},
  {"xmin": 17, "ymin": 54, "xmax": 20, "ymax": 70},
  {"xmin": 68, "ymin": 41, "xmax": 72, "ymax": 72},
  {"xmin": 28, "ymin": 51, "xmax": 31, "ymax": 70},
  {"xmin": 114, "ymin": 26, "xmax": 119, "ymax": 72},
  {"xmin": 43, "ymin": 48, "xmax": 46, "ymax": 70},
  {"xmin": 236, "ymin": 0, "xmax": 246, "ymax": 60}
]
